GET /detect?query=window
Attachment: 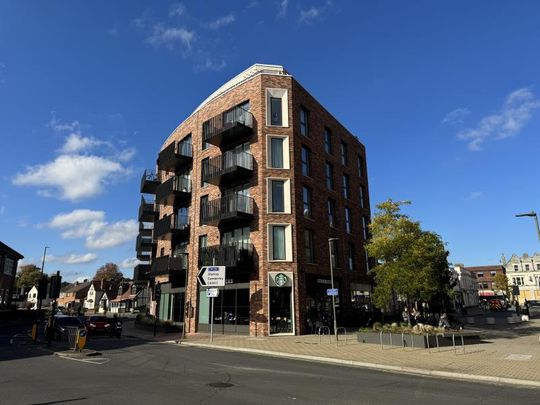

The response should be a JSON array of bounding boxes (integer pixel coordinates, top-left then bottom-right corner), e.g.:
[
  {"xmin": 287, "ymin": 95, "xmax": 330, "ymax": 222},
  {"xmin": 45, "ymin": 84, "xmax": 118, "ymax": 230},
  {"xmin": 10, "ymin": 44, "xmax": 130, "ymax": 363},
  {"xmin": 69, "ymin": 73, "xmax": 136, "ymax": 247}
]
[
  {"xmin": 266, "ymin": 88, "xmax": 288, "ymax": 127},
  {"xmin": 514, "ymin": 265, "xmax": 519, "ymax": 271},
  {"xmin": 270, "ymin": 97, "xmax": 282, "ymax": 126},
  {"xmin": 477, "ymin": 273, "xmax": 484, "ymax": 278},
  {"xmin": 303, "ymin": 186, "xmax": 312, "ymax": 217},
  {"xmin": 357, "ymin": 155, "xmax": 364, "ymax": 177},
  {"xmin": 525, "ymin": 264, "xmax": 530, "ymax": 271},
  {"xmin": 222, "ymin": 227, "xmax": 250, "ymax": 248},
  {"xmin": 267, "ymin": 178, "xmax": 291, "ymax": 213},
  {"xmin": 300, "ymin": 107, "xmax": 309, "ymax": 136},
  {"xmin": 340, "ymin": 141, "xmax": 348, "ymax": 165},
  {"xmin": 345, "ymin": 207, "xmax": 352, "ymax": 234},
  {"xmin": 267, "ymin": 135, "xmax": 290, "ymax": 169},
  {"xmin": 537, "ymin": 264, "xmax": 540, "ymax": 271},
  {"xmin": 201, "ymin": 158, "xmax": 209, "ymax": 187},
  {"xmin": 268, "ymin": 224, "xmax": 292, "ymax": 261},
  {"xmin": 199, "ymin": 235, "xmax": 207, "ymax": 256},
  {"xmin": 328, "ymin": 199, "xmax": 336, "ymax": 227},
  {"xmin": 359, "ymin": 185, "xmax": 366, "ymax": 208},
  {"xmin": 324, "ymin": 127, "xmax": 332, "ymax": 154},
  {"xmin": 301, "ymin": 146, "xmax": 311, "ymax": 176},
  {"xmin": 325, "ymin": 162, "xmax": 334, "ymax": 190},
  {"xmin": 490, "ymin": 271, "xmax": 496, "ymax": 276},
  {"xmin": 343, "ymin": 174, "xmax": 350, "ymax": 199},
  {"xmin": 200, "ymin": 195, "xmax": 208, "ymax": 223},
  {"xmin": 362, "ymin": 216, "xmax": 368, "ymax": 240},
  {"xmin": 347, "ymin": 243, "xmax": 355, "ymax": 271},
  {"xmin": 304, "ymin": 229, "xmax": 314, "ymax": 263}
]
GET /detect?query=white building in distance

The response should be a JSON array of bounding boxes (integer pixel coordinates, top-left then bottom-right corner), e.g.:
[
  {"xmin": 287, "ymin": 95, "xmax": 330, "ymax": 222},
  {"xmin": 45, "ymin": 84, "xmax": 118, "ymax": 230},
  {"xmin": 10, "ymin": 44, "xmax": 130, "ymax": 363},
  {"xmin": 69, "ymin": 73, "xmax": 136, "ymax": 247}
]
[
  {"xmin": 503, "ymin": 253, "xmax": 540, "ymax": 304},
  {"xmin": 452, "ymin": 265, "xmax": 479, "ymax": 308}
]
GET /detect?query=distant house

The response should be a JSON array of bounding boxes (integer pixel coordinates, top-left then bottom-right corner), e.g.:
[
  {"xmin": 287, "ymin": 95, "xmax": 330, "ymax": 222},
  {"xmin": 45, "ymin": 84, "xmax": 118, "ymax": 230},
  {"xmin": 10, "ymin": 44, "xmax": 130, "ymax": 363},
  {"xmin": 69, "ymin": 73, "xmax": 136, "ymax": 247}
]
[
  {"xmin": 57, "ymin": 280, "xmax": 91, "ymax": 312},
  {"xmin": 465, "ymin": 265, "xmax": 506, "ymax": 297},
  {"xmin": 0, "ymin": 241, "xmax": 24, "ymax": 307},
  {"xmin": 110, "ymin": 282, "xmax": 140, "ymax": 313},
  {"xmin": 84, "ymin": 280, "xmax": 115, "ymax": 313},
  {"xmin": 452, "ymin": 265, "xmax": 479, "ymax": 308},
  {"xmin": 26, "ymin": 284, "xmax": 52, "ymax": 309},
  {"xmin": 503, "ymin": 253, "xmax": 540, "ymax": 304}
]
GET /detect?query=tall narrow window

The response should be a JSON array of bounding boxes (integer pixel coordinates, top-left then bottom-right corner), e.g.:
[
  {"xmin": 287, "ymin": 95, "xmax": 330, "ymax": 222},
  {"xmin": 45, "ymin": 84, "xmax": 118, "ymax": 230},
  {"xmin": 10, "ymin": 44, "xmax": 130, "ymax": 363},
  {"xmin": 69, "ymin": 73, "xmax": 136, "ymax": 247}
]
[
  {"xmin": 303, "ymin": 186, "xmax": 312, "ymax": 217},
  {"xmin": 301, "ymin": 146, "xmax": 311, "ymax": 176},
  {"xmin": 362, "ymin": 216, "xmax": 368, "ymax": 240},
  {"xmin": 357, "ymin": 155, "xmax": 364, "ymax": 177},
  {"xmin": 199, "ymin": 235, "xmax": 208, "ymax": 262},
  {"xmin": 270, "ymin": 97, "xmax": 282, "ymax": 126},
  {"xmin": 200, "ymin": 195, "xmax": 208, "ymax": 224},
  {"xmin": 270, "ymin": 180, "xmax": 285, "ymax": 213},
  {"xmin": 347, "ymin": 243, "xmax": 355, "ymax": 271},
  {"xmin": 271, "ymin": 225, "xmax": 286, "ymax": 260},
  {"xmin": 201, "ymin": 158, "xmax": 209, "ymax": 187},
  {"xmin": 343, "ymin": 174, "xmax": 350, "ymax": 199},
  {"xmin": 328, "ymin": 199, "xmax": 336, "ymax": 227},
  {"xmin": 270, "ymin": 137, "xmax": 284, "ymax": 168},
  {"xmin": 340, "ymin": 141, "xmax": 348, "ymax": 166},
  {"xmin": 345, "ymin": 207, "xmax": 352, "ymax": 234},
  {"xmin": 324, "ymin": 127, "xmax": 332, "ymax": 154},
  {"xmin": 359, "ymin": 185, "xmax": 366, "ymax": 208},
  {"xmin": 325, "ymin": 162, "xmax": 334, "ymax": 190},
  {"xmin": 202, "ymin": 121, "xmax": 210, "ymax": 150},
  {"xmin": 304, "ymin": 229, "xmax": 314, "ymax": 263},
  {"xmin": 300, "ymin": 107, "xmax": 309, "ymax": 136}
]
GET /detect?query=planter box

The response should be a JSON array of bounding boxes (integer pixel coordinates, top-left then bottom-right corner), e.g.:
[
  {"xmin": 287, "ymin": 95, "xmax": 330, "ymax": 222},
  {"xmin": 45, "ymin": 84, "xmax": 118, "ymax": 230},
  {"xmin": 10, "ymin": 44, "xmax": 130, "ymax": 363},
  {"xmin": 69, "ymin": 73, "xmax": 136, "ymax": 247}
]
[{"xmin": 357, "ymin": 331, "xmax": 479, "ymax": 349}]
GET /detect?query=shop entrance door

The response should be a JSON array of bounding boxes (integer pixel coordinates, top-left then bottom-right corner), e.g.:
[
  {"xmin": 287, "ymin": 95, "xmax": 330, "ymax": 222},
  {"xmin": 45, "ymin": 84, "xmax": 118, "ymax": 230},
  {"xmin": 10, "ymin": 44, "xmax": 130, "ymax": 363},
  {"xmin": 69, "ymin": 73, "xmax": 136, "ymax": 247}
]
[{"xmin": 268, "ymin": 272, "xmax": 295, "ymax": 335}]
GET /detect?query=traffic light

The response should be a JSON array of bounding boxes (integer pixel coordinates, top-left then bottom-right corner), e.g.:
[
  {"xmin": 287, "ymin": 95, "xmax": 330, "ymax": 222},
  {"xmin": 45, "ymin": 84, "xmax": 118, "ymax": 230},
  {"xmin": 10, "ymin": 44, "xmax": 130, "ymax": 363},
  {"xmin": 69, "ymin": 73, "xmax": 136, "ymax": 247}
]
[
  {"xmin": 49, "ymin": 271, "xmax": 62, "ymax": 299},
  {"xmin": 37, "ymin": 277, "xmax": 48, "ymax": 300}
]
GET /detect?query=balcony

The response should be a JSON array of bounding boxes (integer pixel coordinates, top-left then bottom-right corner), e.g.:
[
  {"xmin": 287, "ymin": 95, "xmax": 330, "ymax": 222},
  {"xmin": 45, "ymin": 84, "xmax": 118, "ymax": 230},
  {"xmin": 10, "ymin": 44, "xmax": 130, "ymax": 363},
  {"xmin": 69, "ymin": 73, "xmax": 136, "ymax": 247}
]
[
  {"xmin": 133, "ymin": 264, "xmax": 151, "ymax": 282},
  {"xmin": 140, "ymin": 170, "xmax": 159, "ymax": 194},
  {"xmin": 201, "ymin": 151, "xmax": 253, "ymax": 186},
  {"xmin": 156, "ymin": 175, "xmax": 191, "ymax": 206},
  {"xmin": 200, "ymin": 194, "xmax": 254, "ymax": 226},
  {"xmin": 199, "ymin": 243, "xmax": 253, "ymax": 268},
  {"xmin": 149, "ymin": 254, "xmax": 188, "ymax": 277},
  {"xmin": 138, "ymin": 196, "xmax": 157, "ymax": 222},
  {"xmin": 136, "ymin": 234, "xmax": 155, "ymax": 253},
  {"xmin": 157, "ymin": 140, "xmax": 192, "ymax": 173},
  {"xmin": 139, "ymin": 222, "xmax": 153, "ymax": 238},
  {"xmin": 154, "ymin": 214, "xmax": 190, "ymax": 240},
  {"xmin": 203, "ymin": 106, "xmax": 253, "ymax": 148}
]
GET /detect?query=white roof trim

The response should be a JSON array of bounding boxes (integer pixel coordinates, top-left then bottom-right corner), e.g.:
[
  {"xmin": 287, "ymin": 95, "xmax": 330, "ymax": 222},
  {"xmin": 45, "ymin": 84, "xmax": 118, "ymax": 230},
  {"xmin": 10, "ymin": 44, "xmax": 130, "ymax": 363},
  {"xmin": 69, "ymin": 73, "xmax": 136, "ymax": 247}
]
[{"xmin": 190, "ymin": 63, "xmax": 290, "ymax": 116}]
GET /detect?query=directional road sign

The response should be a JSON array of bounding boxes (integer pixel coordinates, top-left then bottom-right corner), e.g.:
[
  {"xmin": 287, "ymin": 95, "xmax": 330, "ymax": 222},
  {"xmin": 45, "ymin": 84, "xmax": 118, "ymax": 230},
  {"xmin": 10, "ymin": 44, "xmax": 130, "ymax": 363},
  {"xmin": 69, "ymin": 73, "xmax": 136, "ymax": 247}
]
[
  {"xmin": 326, "ymin": 288, "xmax": 339, "ymax": 296},
  {"xmin": 198, "ymin": 266, "xmax": 226, "ymax": 287}
]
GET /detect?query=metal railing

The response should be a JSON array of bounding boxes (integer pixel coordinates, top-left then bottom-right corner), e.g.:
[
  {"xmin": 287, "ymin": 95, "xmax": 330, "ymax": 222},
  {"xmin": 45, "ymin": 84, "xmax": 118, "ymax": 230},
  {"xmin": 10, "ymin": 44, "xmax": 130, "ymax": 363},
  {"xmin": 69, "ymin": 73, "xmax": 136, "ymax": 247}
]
[
  {"xmin": 150, "ymin": 254, "xmax": 188, "ymax": 275},
  {"xmin": 154, "ymin": 214, "xmax": 190, "ymax": 238},
  {"xmin": 200, "ymin": 194, "xmax": 253, "ymax": 224},
  {"xmin": 201, "ymin": 151, "xmax": 253, "ymax": 182},
  {"xmin": 199, "ymin": 242, "xmax": 253, "ymax": 267},
  {"xmin": 202, "ymin": 106, "xmax": 253, "ymax": 142}
]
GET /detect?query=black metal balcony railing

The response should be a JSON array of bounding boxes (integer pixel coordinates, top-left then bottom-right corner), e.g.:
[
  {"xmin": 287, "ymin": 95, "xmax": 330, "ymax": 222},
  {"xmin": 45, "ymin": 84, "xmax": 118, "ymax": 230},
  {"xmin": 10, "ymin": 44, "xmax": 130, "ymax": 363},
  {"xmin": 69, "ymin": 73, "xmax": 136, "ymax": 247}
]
[
  {"xmin": 149, "ymin": 254, "xmax": 188, "ymax": 276},
  {"xmin": 156, "ymin": 175, "xmax": 191, "ymax": 206},
  {"xmin": 138, "ymin": 222, "xmax": 153, "ymax": 238},
  {"xmin": 140, "ymin": 170, "xmax": 160, "ymax": 194},
  {"xmin": 154, "ymin": 214, "xmax": 190, "ymax": 240},
  {"xmin": 199, "ymin": 243, "xmax": 253, "ymax": 267},
  {"xmin": 133, "ymin": 264, "xmax": 150, "ymax": 282},
  {"xmin": 136, "ymin": 234, "xmax": 155, "ymax": 253},
  {"xmin": 157, "ymin": 140, "xmax": 193, "ymax": 172},
  {"xmin": 200, "ymin": 194, "xmax": 254, "ymax": 225},
  {"xmin": 202, "ymin": 106, "xmax": 253, "ymax": 148},
  {"xmin": 201, "ymin": 151, "xmax": 254, "ymax": 186},
  {"xmin": 138, "ymin": 196, "xmax": 157, "ymax": 222}
]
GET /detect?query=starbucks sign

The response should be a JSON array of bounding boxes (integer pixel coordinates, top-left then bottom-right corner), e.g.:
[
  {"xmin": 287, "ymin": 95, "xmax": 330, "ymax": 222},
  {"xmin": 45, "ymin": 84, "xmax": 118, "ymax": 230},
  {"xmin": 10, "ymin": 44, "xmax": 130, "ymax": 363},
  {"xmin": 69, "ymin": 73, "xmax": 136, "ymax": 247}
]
[{"xmin": 274, "ymin": 273, "xmax": 288, "ymax": 287}]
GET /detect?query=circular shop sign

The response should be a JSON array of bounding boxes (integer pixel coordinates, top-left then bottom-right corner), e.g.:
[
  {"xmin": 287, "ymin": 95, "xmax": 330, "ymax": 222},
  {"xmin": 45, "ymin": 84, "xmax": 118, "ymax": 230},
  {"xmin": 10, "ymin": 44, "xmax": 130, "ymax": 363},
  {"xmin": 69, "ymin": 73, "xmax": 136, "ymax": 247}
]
[{"xmin": 274, "ymin": 273, "xmax": 288, "ymax": 287}]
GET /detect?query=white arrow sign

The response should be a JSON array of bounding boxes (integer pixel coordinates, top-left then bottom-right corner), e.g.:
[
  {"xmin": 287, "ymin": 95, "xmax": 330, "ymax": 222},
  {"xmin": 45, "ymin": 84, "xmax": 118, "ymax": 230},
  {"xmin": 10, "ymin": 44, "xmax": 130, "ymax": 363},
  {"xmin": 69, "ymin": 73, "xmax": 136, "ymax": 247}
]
[{"xmin": 198, "ymin": 266, "xmax": 226, "ymax": 287}]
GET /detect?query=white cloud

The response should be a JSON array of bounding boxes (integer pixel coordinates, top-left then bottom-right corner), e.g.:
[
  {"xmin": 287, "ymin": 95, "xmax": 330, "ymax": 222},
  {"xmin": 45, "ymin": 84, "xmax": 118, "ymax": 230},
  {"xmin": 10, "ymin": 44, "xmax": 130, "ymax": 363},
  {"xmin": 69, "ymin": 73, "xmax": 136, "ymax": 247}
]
[
  {"xmin": 468, "ymin": 191, "xmax": 484, "ymax": 200},
  {"xmin": 120, "ymin": 257, "xmax": 141, "ymax": 269},
  {"xmin": 47, "ymin": 253, "xmax": 98, "ymax": 265},
  {"xmin": 47, "ymin": 209, "xmax": 138, "ymax": 249},
  {"xmin": 457, "ymin": 88, "xmax": 540, "ymax": 151},
  {"xmin": 442, "ymin": 108, "xmax": 470, "ymax": 125},
  {"xmin": 13, "ymin": 155, "xmax": 126, "ymax": 201},
  {"xmin": 146, "ymin": 25, "xmax": 195, "ymax": 50},
  {"xmin": 208, "ymin": 13, "xmax": 235, "ymax": 30},
  {"xmin": 199, "ymin": 57, "xmax": 226, "ymax": 72},
  {"xmin": 169, "ymin": 3, "xmax": 185, "ymax": 17},
  {"xmin": 299, "ymin": 7, "xmax": 322, "ymax": 24},
  {"xmin": 48, "ymin": 115, "xmax": 80, "ymax": 132},
  {"xmin": 277, "ymin": 0, "xmax": 289, "ymax": 17},
  {"xmin": 59, "ymin": 133, "xmax": 106, "ymax": 154}
]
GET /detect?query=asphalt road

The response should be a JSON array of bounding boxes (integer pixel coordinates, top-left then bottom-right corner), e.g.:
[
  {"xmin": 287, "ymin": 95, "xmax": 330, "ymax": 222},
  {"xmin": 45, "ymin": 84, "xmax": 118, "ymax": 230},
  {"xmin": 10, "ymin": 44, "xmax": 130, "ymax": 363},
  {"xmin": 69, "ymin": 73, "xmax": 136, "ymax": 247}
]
[{"xmin": 0, "ymin": 332, "xmax": 538, "ymax": 405}]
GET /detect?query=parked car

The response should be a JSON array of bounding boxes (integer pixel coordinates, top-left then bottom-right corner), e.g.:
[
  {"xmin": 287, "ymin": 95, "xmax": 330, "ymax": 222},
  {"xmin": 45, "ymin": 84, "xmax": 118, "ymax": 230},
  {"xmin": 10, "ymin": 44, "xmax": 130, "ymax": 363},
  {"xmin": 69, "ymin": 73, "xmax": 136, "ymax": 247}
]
[
  {"xmin": 45, "ymin": 315, "xmax": 85, "ymax": 340},
  {"xmin": 85, "ymin": 315, "xmax": 111, "ymax": 334}
]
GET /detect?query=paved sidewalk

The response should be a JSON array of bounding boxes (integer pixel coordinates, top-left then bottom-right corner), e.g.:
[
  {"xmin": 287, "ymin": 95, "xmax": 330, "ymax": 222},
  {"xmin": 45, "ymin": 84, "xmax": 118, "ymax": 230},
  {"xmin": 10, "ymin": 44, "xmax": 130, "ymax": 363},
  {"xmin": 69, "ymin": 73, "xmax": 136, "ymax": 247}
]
[{"xmin": 121, "ymin": 318, "xmax": 540, "ymax": 387}]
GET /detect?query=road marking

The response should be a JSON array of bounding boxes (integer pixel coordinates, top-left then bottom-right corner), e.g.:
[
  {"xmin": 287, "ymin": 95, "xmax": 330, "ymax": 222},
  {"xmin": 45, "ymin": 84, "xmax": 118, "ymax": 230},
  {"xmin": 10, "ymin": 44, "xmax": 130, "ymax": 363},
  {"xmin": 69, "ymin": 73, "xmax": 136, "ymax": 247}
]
[
  {"xmin": 58, "ymin": 355, "xmax": 111, "ymax": 365},
  {"xmin": 504, "ymin": 354, "xmax": 532, "ymax": 361}
]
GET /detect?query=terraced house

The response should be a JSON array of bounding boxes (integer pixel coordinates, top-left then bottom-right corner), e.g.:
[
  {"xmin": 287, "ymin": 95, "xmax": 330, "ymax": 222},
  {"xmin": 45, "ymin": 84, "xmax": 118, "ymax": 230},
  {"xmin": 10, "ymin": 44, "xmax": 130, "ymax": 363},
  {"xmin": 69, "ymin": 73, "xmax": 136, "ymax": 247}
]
[{"xmin": 135, "ymin": 64, "xmax": 371, "ymax": 336}]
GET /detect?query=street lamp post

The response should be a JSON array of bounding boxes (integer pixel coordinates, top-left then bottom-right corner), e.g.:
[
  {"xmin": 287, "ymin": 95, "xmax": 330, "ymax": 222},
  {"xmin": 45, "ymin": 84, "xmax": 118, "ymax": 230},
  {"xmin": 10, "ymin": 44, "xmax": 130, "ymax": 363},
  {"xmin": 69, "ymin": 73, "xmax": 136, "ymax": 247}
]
[
  {"xmin": 328, "ymin": 238, "xmax": 339, "ymax": 341},
  {"xmin": 515, "ymin": 211, "xmax": 540, "ymax": 243}
]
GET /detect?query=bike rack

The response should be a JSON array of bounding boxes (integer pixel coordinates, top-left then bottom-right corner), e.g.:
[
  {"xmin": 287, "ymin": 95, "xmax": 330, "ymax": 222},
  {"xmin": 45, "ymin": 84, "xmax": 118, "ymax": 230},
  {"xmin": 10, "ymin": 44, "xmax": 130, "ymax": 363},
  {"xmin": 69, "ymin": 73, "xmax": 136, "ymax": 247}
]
[
  {"xmin": 317, "ymin": 326, "xmax": 331, "ymax": 344},
  {"xmin": 336, "ymin": 327, "xmax": 347, "ymax": 345}
]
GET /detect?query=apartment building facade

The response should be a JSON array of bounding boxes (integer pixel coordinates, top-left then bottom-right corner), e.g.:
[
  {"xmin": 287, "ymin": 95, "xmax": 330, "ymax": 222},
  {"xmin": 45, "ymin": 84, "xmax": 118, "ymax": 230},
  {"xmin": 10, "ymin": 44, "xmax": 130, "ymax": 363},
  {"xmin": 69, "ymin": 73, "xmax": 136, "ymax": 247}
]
[
  {"xmin": 135, "ymin": 64, "xmax": 371, "ymax": 336},
  {"xmin": 465, "ymin": 265, "xmax": 506, "ymax": 297},
  {"xmin": 504, "ymin": 253, "xmax": 540, "ymax": 303},
  {"xmin": 0, "ymin": 241, "xmax": 24, "ymax": 307}
]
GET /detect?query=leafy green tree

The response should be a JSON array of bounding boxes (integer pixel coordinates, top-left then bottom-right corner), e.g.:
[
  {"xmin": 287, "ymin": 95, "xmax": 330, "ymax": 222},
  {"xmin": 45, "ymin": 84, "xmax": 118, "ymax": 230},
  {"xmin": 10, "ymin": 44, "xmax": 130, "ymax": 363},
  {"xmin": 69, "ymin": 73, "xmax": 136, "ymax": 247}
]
[
  {"xmin": 16, "ymin": 264, "xmax": 46, "ymax": 289},
  {"xmin": 94, "ymin": 262, "xmax": 123, "ymax": 282},
  {"xmin": 493, "ymin": 273, "xmax": 510, "ymax": 297},
  {"xmin": 366, "ymin": 199, "xmax": 452, "ymax": 312}
]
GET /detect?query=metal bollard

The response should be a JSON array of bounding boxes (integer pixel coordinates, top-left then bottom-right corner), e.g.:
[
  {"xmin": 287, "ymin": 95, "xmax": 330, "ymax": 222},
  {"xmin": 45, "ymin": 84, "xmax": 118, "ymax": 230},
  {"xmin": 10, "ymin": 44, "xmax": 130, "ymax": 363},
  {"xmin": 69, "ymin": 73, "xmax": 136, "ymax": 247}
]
[
  {"xmin": 436, "ymin": 334, "xmax": 440, "ymax": 352},
  {"xmin": 402, "ymin": 332, "xmax": 405, "ymax": 350},
  {"xmin": 426, "ymin": 333, "xmax": 430, "ymax": 352},
  {"xmin": 389, "ymin": 332, "xmax": 393, "ymax": 346},
  {"xmin": 461, "ymin": 334, "xmax": 465, "ymax": 354},
  {"xmin": 452, "ymin": 333, "xmax": 456, "ymax": 355},
  {"xmin": 380, "ymin": 331, "xmax": 384, "ymax": 350}
]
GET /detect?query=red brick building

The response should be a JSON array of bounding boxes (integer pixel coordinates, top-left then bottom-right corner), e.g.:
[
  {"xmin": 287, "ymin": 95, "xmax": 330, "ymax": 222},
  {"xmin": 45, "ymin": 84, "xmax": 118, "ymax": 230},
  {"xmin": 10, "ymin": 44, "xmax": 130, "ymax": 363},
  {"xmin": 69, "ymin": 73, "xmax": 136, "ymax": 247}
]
[
  {"xmin": 0, "ymin": 241, "xmax": 24, "ymax": 307},
  {"xmin": 465, "ymin": 265, "xmax": 505, "ymax": 296},
  {"xmin": 135, "ymin": 64, "xmax": 371, "ymax": 336}
]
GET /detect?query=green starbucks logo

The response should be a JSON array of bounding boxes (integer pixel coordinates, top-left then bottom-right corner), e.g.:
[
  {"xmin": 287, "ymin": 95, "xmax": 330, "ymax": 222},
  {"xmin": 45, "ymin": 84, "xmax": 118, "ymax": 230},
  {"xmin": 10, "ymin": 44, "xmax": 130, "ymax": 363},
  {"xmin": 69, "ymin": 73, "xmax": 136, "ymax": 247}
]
[{"xmin": 275, "ymin": 273, "xmax": 288, "ymax": 287}]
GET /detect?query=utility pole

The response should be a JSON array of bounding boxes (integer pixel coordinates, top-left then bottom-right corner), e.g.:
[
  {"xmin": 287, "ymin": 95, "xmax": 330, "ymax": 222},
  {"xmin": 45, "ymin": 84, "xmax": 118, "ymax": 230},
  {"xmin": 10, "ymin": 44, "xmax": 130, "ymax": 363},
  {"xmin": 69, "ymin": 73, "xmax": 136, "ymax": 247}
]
[
  {"xmin": 515, "ymin": 211, "xmax": 540, "ymax": 243},
  {"xmin": 328, "ymin": 238, "xmax": 338, "ymax": 341}
]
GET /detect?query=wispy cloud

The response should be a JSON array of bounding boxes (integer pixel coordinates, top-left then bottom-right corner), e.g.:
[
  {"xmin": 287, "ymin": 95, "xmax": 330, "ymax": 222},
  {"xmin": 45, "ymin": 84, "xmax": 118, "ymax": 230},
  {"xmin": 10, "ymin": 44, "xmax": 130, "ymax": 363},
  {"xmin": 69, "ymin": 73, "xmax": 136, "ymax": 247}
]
[
  {"xmin": 468, "ymin": 191, "xmax": 484, "ymax": 200},
  {"xmin": 169, "ymin": 3, "xmax": 185, "ymax": 17},
  {"xmin": 47, "ymin": 253, "xmax": 98, "ymax": 265},
  {"xmin": 46, "ymin": 209, "xmax": 138, "ymax": 249},
  {"xmin": 120, "ymin": 257, "xmax": 141, "ymax": 269},
  {"xmin": 198, "ymin": 56, "xmax": 226, "ymax": 72},
  {"xmin": 299, "ymin": 7, "xmax": 322, "ymax": 24},
  {"xmin": 13, "ymin": 115, "xmax": 133, "ymax": 201},
  {"xmin": 442, "ymin": 108, "xmax": 470, "ymax": 125},
  {"xmin": 277, "ymin": 0, "xmax": 289, "ymax": 17},
  {"xmin": 146, "ymin": 25, "xmax": 195, "ymax": 50},
  {"xmin": 208, "ymin": 13, "xmax": 235, "ymax": 30},
  {"xmin": 457, "ymin": 88, "xmax": 540, "ymax": 151}
]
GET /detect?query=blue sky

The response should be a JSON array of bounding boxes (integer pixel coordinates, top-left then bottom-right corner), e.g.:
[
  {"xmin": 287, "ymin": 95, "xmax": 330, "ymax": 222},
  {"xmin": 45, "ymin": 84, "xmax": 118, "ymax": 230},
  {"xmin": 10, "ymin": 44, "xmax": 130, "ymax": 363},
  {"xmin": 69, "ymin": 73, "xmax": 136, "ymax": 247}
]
[{"xmin": 1, "ymin": 1, "xmax": 539, "ymax": 281}]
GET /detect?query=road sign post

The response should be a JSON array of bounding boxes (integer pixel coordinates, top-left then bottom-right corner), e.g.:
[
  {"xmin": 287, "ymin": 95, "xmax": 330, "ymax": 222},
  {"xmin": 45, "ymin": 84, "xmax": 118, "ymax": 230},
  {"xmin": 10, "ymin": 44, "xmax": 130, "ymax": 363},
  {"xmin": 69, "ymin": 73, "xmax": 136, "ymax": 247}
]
[{"xmin": 198, "ymin": 267, "xmax": 225, "ymax": 343}]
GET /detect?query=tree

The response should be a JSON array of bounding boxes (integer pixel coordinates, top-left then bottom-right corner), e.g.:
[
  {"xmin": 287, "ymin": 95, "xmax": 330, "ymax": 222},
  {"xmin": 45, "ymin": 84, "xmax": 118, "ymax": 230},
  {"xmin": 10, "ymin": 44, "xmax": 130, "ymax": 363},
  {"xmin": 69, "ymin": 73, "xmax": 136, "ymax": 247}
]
[
  {"xmin": 16, "ymin": 264, "xmax": 46, "ymax": 289},
  {"xmin": 365, "ymin": 199, "xmax": 452, "ymax": 312},
  {"xmin": 94, "ymin": 263, "xmax": 123, "ymax": 283},
  {"xmin": 493, "ymin": 273, "xmax": 510, "ymax": 297}
]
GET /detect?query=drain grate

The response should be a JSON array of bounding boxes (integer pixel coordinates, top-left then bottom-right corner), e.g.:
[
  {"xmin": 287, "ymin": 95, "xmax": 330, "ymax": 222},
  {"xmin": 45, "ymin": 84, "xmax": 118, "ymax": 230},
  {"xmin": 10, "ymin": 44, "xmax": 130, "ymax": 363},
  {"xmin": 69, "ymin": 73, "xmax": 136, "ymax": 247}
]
[{"xmin": 208, "ymin": 382, "xmax": 234, "ymax": 388}]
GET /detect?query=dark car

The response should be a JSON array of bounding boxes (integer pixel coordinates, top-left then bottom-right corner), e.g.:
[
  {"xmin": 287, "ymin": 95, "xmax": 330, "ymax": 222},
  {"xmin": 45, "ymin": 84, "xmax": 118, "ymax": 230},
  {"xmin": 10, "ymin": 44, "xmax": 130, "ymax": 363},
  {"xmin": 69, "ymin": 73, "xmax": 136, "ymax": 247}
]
[
  {"xmin": 45, "ymin": 315, "xmax": 85, "ymax": 340},
  {"xmin": 85, "ymin": 315, "xmax": 111, "ymax": 334}
]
